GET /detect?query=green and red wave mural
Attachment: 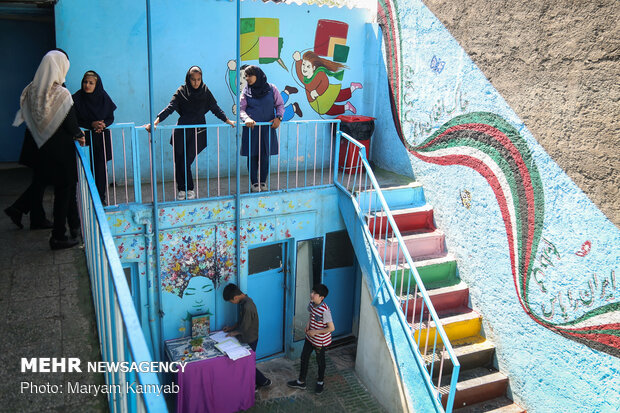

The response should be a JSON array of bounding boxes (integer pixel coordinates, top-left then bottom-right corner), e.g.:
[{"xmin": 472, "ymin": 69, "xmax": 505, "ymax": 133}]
[
  {"xmin": 407, "ymin": 112, "xmax": 619, "ymax": 357},
  {"xmin": 377, "ymin": 0, "xmax": 619, "ymax": 358},
  {"xmin": 377, "ymin": 0, "xmax": 404, "ymax": 141}
]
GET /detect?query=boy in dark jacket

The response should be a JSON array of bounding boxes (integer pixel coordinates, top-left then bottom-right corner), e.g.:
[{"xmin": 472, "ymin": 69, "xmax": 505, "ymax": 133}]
[{"xmin": 223, "ymin": 283, "xmax": 271, "ymax": 389}]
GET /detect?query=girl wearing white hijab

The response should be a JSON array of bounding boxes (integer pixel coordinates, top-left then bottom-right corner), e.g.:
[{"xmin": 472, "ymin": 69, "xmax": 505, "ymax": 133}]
[{"xmin": 10, "ymin": 50, "xmax": 85, "ymax": 250}]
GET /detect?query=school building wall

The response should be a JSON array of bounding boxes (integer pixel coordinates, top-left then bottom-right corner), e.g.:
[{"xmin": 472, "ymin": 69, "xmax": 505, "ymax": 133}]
[
  {"xmin": 55, "ymin": 0, "xmax": 376, "ymax": 181},
  {"xmin": 107, "ymin": 186, "xmax": 351, "ymax": 359},
  {"xmin": 372, "ymin": 0, "xmax": 619, "ymax": 411}
]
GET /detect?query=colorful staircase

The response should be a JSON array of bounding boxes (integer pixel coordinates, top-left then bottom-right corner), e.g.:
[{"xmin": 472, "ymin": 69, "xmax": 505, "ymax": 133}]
[{"xmin": 360, "ymin": 181, "xmax": 526, "ymax": 412}]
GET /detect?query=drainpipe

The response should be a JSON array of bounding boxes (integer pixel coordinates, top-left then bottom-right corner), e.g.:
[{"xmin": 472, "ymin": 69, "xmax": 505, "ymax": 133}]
[
  {"xmin": 145, "ymin": 0, "xmax": 163, "ymax": 360},
  {"xmin": 132, "ymin": 210, "xmax": 159, "ymax": 358},
  {"xmin": 235, "ymin": 0, "xmax": 241, "ymax": 282}
]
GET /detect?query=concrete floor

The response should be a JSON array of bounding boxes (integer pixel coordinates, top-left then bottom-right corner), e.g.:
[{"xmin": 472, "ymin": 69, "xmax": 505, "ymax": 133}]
[{"xmin": 0, "ymin": 165, "xmax": 388, "ymax": 413}]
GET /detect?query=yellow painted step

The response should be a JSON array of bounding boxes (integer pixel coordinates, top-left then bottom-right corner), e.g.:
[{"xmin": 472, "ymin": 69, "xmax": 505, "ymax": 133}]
[{"xmin": 412, "ymin": 310, "xmax": 482, "ymax": 350}]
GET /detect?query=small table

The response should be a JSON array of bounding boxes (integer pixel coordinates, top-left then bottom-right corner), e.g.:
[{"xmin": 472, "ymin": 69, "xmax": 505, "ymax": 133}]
[{"xmin": 165, "ymin": 336, "xmax": 256, "ymax": 413}]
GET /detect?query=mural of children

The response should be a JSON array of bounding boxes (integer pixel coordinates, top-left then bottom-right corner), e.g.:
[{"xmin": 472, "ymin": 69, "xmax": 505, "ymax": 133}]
[
  {"xmin": 227, "ymin": 60, "xmax": 302, "ymax": 120},
  {"xmin": 293, "ymin": 51, "xmax": 362, "ymax": 116}
]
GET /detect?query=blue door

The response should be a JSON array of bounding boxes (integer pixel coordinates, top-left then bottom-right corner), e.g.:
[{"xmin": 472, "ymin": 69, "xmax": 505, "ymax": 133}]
[
  {"xmin": 322, "ymin": 231, "xmax": 357, "ymax": 338},
  {"xmin": 247, "ymin": 242, "xmax": 286, "ymax": 359}
]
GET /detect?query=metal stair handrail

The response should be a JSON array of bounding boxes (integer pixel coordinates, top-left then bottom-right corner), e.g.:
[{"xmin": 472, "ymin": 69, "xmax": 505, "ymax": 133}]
[{"xmin": 334, "ymin": 131, "xmax": 460, "ymax": 413}]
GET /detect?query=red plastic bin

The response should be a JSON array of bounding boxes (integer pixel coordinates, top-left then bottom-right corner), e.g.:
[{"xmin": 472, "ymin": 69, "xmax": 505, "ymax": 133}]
[{"xmin": 337, "ymin": 115, "xmax": 375, "ymax": 173}]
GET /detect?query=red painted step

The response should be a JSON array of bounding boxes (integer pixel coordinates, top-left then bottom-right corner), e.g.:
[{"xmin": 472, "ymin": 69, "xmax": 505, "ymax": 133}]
[
  {"xmin": 401, "ymin": 282, "xmax": 470, "ymax": 319},
  {"xmin": 367, "ymin": 204, "xmax": 435, "ymax": 237}
]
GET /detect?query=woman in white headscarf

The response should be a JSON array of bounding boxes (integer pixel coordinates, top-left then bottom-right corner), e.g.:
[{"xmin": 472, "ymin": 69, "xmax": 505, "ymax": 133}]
[{"xmin": 9, "ymin": 49, "xmax": 85, "ymax": 250}]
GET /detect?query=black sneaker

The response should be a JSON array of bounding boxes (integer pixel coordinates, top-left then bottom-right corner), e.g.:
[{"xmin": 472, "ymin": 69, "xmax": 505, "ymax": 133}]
[
  {"xmin": 287, "ymin": 380, "xmax": 306, "ymax": 390},
  {"xmin": 4, "ymin": 206, "xmax": 23, "ymax": 229},
  {"xmin": 315, "ymin": 382, "xmax": 324, "ymax": 394},
  {"xmin": 49, "ymin": 237, "xmax": 79, "ymax": 250}
]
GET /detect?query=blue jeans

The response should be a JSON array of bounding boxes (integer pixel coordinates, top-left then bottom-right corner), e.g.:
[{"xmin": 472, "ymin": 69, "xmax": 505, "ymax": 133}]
[{"xmin": 248, "ymin": 340, "xmax": 269, "ymax": 386}]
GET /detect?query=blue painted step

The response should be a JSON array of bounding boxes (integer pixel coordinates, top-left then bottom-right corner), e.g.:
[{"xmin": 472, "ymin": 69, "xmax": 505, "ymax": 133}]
[{"xmin": 357, "ymin": 182, "xmax": 426, "ymax": 212}]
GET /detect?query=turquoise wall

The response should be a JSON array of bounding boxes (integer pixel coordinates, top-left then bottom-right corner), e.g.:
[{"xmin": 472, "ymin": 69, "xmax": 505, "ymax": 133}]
[
  {"xmin": 373, "ymin": 0, "xmax": 620, "ymax": 411},
  {"xmin": 55, "ymin": 0, "xmax": 374, "ymax": 180}
]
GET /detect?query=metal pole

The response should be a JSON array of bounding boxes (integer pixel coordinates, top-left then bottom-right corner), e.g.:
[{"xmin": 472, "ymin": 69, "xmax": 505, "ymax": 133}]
[
  {"xmin": 235, "ymin": 0, "xmax": 242, "ymax": 284},
  {"xmin": 145, "ymin": 0, "xmax": 163, "ymax": 361}
]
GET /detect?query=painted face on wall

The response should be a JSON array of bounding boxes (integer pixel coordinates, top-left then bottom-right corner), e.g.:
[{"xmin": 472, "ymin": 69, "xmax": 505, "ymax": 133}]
[
  {"xmin": 189, "ymin": 71, "xmax": 202, "ymax": 89},
  {"xmin": 82, "ymin": 76, "xmax": 97, "ymax": 93},
  {"xmin": 301, "ymin": 60, "xmax": 315, "ymax": 78},
  {"xmin": 182, "ymin": 276, "xmax": 214, "ymax": 314}
]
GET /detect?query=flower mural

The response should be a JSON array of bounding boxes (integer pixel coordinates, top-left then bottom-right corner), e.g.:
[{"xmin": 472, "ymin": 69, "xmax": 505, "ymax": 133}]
[{"xmin": 161, "ymin": 227, "xmax": 236, "ymax": 297}]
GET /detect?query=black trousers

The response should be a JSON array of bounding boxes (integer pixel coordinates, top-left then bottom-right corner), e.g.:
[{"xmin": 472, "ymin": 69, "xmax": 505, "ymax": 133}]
[
  {"xmin": 299, "ymin": 338, "xmax": 326, "ymax": 382},
  {"xmin": 247, "ymin": 154, "xmax": 270, "ymax": 185},
  {"xmin": 11, "ymin": 173, "xmax": 46, "ymax": 224},
  {"xmin": 87, "ymin": 130, "xmax": 112, "ymax": 203},
  {"xmin": 172, "ymin": 127, "xmax": 206, "ymax": 191},
  {"xmin": 248, "ymin": 340, "xmax": 268, "ymax": 386}
]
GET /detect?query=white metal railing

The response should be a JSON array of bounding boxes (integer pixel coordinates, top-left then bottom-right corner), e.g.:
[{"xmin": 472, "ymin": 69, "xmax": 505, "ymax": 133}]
[
  {"xmin": 334, "ymin": 132, "xmax": 460, "ymax": 412},
  {"xmin": 141, "ymin": 119, "xmax": 339, "ymax": 202},
  {"xmin": 75, "ymin": 142, "xmax": 168, "ymax": 413}
]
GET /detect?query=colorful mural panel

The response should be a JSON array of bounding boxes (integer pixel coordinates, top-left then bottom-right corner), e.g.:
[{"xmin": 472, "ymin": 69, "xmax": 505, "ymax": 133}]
[{"xmin": 241, "ymin": 17, "xmax": 286, "ymax": 69}]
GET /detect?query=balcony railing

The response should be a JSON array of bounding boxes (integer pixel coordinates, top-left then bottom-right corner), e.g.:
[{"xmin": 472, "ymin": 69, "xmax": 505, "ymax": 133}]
[{"xmin": 87, "ymin": 120, "xmax": 340, "ymax": 207}]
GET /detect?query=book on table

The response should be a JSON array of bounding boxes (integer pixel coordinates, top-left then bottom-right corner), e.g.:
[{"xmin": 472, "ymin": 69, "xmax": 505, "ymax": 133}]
[{"xmin": 212, "ymin": 336, "xmax": 251, "ymax": 361}]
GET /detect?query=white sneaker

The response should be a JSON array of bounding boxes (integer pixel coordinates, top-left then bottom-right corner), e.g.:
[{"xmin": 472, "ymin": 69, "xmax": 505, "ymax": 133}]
[
  {"xmin": 177, "ymin": 191, "xmax": 186, "ymax": 200},
  {"xmin": 186, "ymin": 190, "xmax": 196, "ymax": 200},
  {"xmin": 251, "ymin": 183, "xmax": 261, "ymax": 192},
  {"xmin": 260, "ymin": 183, "xmax": 268, "ymax": 192}
]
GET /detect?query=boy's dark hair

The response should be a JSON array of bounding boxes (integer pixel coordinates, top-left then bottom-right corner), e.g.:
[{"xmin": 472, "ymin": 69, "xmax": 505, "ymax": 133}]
[
  {"xmin": 313, "ymin": 283, "xmax": 329, "ymax": 299},
  {"xmin": 223, "ymin": 283, "xmax": 243, "ymax": 301}
]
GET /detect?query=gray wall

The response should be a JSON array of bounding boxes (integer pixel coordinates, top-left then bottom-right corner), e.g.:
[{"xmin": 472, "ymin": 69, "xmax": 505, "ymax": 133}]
[{"xmin": 423, "ymin": 0, "xmax": 620, "ymax": 226}]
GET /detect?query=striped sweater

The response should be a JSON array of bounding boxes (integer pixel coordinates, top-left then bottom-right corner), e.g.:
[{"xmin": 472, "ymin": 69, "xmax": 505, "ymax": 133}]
[{"xmin": 306, "ymin": 301, "xmax": 332, "ymax": 347}]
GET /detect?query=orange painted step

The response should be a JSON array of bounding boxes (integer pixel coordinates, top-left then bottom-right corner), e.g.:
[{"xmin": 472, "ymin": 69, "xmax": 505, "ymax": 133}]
[
  {"xmin": 454, "ymin": 396, "xmax": 526, "ymax": 412},
  {"xmin": 441, "ymin": 368, "xmax": 509, "ymax": 410}
]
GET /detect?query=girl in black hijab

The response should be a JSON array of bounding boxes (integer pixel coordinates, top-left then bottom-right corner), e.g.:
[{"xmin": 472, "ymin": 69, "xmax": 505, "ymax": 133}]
[
  {"xmin": 146, "ymin": 66, "xmax": 235, "ymax": 200},
  {"xmin": 73, "ymin": 70, "xmax": 117, "ymax": 204}
]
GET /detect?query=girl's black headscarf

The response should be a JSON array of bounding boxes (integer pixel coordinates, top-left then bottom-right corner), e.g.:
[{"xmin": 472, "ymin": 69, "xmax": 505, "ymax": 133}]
[
  {"xmin": 243, "ymin": 65, "xmax": 271, "ymax": 99},
  {"xmin": 179, "ymin": 65, "xmax": 209, "ymax": 101},
  {"xmin": 72, "ymin": 70, "xmax": 117, "ymax": 122}
]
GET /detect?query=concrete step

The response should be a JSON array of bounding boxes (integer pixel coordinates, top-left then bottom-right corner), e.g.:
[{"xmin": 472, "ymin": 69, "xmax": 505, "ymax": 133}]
[
  {"xmin": 454, "ymin": 396, "xmax": 526, "ymax": 412},
  {"xmin": 375, "ymin": 228, "xmax": 445, "ymax": 264},
  {"xmin": 423, "ymin": 335, "xmax": 496, "ymax": 378},
  {"xmin": 385, "ymin": 253, "xmax": 459, "ymax": 292},
  {"xmin": 412, "ymin": 307, "xmax": 482, "ymax": 348},
  {"xmin": 367, "ymin": 204, "xmax": 435, "ymax": 237},
  {"xmin": 357, "ymin": 182, "xmax": 426, "ymax": 211},
  {"xmin": 440, "ymin": 367, "xmax": 509, "ymax": 410},
  {"xmin": 400, "ymin": 282, "xmax": 470, "ymax": 318}
]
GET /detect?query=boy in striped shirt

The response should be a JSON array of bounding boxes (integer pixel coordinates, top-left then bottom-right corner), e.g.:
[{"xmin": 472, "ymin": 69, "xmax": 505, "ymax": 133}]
[{"xmin": 287, "ymin": 283, "xmax": 335, "ymax": 394}]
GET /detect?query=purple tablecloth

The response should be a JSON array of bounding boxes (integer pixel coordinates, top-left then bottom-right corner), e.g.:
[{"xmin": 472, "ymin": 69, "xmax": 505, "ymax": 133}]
[{"xmin": 176, "ymin": 352, "xmax": 256, "ymax": 413}]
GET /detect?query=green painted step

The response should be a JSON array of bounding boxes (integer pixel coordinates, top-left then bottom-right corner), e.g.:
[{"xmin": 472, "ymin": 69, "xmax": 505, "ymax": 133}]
[{"xmin": 385, "ymin": 253, "xmax": 459, "ymax": 293}]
